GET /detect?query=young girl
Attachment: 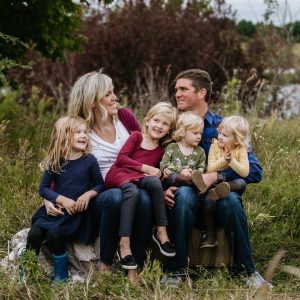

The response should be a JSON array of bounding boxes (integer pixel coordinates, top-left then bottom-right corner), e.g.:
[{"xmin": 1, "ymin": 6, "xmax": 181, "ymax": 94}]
[
  {"xmin": 24, "ymin": 116, "xmax": 104, "ymax": 282},
  {"xmin": 105, "ymin": 102, "xmax": 177, "ymax": 270},
  {"xmin": 160, "ymin": 112, "xmax": 206, "ymax": 188},
  {"xmin": 192, "ymin": 115, "xmax": 249, "ymax": 247}
]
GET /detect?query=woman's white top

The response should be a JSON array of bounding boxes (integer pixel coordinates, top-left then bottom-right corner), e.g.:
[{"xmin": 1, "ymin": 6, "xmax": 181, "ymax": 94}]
[{"xmin": 89, "ymin": 119, "xmax": 130, "ymax": 179}]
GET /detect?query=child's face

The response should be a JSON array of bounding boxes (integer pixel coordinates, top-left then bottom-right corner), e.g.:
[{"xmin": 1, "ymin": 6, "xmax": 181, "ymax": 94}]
[
  {"xmin": 72, "ymin": 124, "xmax": 89, "ymax": 152},
  {"xmin": 184, "ymin": 127, "xmax": 202, "ymax": 147},
  {"xmin": 218, "ymin": 127, "xmax": 236, "ymax": 148},
  {"xmin": 145, "ymin": 113, "xmax": 171, "ymax": 141}
]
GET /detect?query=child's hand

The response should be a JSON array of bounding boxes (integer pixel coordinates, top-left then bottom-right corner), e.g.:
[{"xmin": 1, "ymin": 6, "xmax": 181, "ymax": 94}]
[
  {"xmin": 162, "ymin": 168, "xmax": 172, "ymax": 179},
  {"xmin": 180, "ymin": 168, "xmax": 192, "ymax": 178},
  {"xmin": 76, "ymin": 192, "xmax": 91, "ymax": 212},
  {"xmin": 224, "ymin": 145, "xmax": 232, "ymax": 162},
  {"xmin": 141, "ymin": 164, "xmax": 162, "ymax": 177},
  {"xmin": 56, "ymin": 195, "xmax": 76, "ymax": 215}
]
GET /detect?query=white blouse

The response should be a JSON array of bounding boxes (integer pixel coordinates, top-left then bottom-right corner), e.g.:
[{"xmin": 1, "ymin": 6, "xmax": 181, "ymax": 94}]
[{"xmin": 89, "ymin": 119, "xmax": 130, "ymax": 179}]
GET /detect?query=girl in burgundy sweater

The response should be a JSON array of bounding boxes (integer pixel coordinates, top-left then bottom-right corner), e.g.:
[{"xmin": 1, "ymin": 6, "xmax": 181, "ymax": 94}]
[{"xmin": 105, "ymin": 102, "xmax": 177, "ymax": 269}]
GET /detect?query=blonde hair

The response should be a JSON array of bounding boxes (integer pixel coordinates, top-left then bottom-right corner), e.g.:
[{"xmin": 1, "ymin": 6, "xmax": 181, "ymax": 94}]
[
  {"xmin": 68, "ymin": 70, "xmax": 113, "ymax": 127},
  {"xmin": 142, "ymin": 102, "xmax": 177, "ymax": 146},
  {"xmin": 218, "ymin": 115, "xmax": 251, "ymax": 149},
  {"xmin": 40, "ymin": 116, "xmax": 90, "ymax": 173},
  {"xmin": 172, "ymin": 112, "xmax": 204, "ymax": 142}
]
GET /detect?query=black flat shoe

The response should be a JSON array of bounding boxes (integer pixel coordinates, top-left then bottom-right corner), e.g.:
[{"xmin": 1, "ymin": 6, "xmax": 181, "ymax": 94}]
[
  {"xmin": 152, "ymin": 232, "xmax": 176, "ymax": 257},
  {"xmin": 116, "ymin": 248, "xmax": 138, "ymax": 270}
]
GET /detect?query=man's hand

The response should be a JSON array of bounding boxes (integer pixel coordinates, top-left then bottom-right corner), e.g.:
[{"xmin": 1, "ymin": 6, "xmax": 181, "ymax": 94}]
[
  {"xmin": 164, "ymin": 186, "xmax": 177, "ymax": 208},
  {"xmin": 180, "ymin": 168, "xmax": 192, "ymax": 178},
  {"xmin": 44, "ymin": 199, "xmax": 64, "ymax": 216}
]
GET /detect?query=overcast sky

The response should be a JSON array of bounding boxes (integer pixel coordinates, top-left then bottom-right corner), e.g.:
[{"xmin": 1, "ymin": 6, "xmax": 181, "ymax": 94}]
[{"xmin": 226, "ymin": 0, "xmax": 300, "ymax": 24}]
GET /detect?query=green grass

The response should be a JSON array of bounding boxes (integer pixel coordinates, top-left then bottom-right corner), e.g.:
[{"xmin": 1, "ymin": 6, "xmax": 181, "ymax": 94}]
[{"xmin": 0, "ymin": 94, "xmax": 299, "ymax": 298}]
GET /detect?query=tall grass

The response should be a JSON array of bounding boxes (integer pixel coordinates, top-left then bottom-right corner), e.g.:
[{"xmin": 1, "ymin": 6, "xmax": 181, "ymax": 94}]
[{"xmin": 0, "ymin": 89, "xmax": 299, "ymax": 299}]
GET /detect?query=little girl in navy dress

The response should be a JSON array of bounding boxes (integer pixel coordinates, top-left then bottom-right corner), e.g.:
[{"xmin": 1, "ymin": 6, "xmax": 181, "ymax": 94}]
[{"xmin": 25, "ymin": 115, "xmax": 104, "ymax": 282}]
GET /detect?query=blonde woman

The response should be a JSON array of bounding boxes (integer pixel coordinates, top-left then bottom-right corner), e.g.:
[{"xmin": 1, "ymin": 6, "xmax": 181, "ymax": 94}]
[
  {"xmin": 25, "ymin": 116, "xmax": 104, "ymax": 282},
  {"xmin": 105, "ymin": 102, "xmax": 177, "ymax": 269},
  {"xmin": 44, "ymin": 70, "xmax": 152, "ymax": 281},
  {"xmin": 192, "ymin": 115, "xmax": 249, "ymax": 248}
]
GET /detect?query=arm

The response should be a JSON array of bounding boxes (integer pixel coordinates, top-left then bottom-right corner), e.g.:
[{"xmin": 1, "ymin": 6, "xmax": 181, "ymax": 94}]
[
  {"xmin": 221, "ymin": 150, "xmax": 263, "ymax": 183},
  {"xmin": 160, "ymin": 144, "xmax": 173, "ymax": 171},
  {"xmin": 38, "ymin": 171, "xmax": 60, "ymax": 203},
  {"xmin": 115, "ymin": 132, "xmax": 143, "ymax": 172},
  {"xmin": 195, "ymin": 147, "xmax": 207, "ymax": 174},
  {"xmin": 228, "ymin": 147, "xmax": 249, "ymax": 178},
  {"xmin": 207, "ymin": 141, "xmax": 228, "ymax": 173}
]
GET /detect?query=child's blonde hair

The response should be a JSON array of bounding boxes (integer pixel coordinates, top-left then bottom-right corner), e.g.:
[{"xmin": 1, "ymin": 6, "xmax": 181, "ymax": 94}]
[
  {"xmin": 218, "ymin": 115, "xmax": 251, "ymax": 149},
  {"xmin": 142, "ymin": 102, "xmax": 177, "ymax": 146},
  {"xmin": 68, "ymin": 70, "xmax": 114, "ymax": 127},
  {"xmin": 40, "ymin": 116, "xmax": 90, "ymax": 173},
  {"xmin": 173, "ymin": 112, "xmax": 204, "ymax": 142}
]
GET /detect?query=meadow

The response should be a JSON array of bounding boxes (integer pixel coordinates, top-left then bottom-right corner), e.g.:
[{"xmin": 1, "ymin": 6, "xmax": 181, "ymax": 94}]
[{"xmin": 0, "ymin": 90, "xmax": 299, "ymax": 299}]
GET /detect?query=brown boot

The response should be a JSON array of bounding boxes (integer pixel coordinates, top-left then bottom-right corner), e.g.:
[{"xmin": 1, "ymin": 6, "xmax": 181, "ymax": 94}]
[
  {"xmin": 174, "ymin": 174, "xmax": 192, "ymax": 187},
  {"xmin": 191, "ymin": 170, "xmax": 208, "ymax": 194},
  {"xmin": 207, "ymin": 182, "xmax": 230, "ymax": 201}
]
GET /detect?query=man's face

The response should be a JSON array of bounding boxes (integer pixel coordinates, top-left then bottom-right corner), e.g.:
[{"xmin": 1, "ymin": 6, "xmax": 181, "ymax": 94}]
[{"xmin": 175, "ymin": 78, "xmax": 202, "ymax": 112}]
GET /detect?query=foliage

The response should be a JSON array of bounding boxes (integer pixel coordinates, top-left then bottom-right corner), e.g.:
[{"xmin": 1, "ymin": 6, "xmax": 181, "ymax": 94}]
[
  {"xmin": 238, "ymin": 20, "xmax": 256, "ymax": 38},
  {"xmin": 0, "ymin": 0, "xmax": 84, "ymax": 59}
]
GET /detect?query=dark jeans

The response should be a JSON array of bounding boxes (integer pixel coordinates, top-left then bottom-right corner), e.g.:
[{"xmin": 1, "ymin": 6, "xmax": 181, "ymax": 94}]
[
  {"xmin": 90, "ymin": 187, "xmax": 153, "ymax": 267},
  {"xmin": 26, "ymin": 225, "xmax": 67, "ymax": 256},
  {"xmin": 120, "ymin": 176, "xmax": 167, "ymax": 236},
  {"xmin": 202, "ymin": 178, "xmax": 247, "ymax": 237},
  {"xmin": 167, "ymin": 186, "xmax": 255, "ymax": 275}
]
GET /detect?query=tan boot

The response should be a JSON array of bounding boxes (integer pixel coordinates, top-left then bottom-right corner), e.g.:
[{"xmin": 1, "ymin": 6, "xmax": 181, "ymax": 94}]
[
  {"xmin": 207, "ymin": 182, "xmax": 230, "ymax": 200},
  {"xmin": 191, "ymin": 170, "xmax": 208, "ymax": 194}
]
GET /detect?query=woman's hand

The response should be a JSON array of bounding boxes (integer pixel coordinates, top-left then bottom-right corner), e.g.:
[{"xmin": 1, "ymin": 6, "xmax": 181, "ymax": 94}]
[
  {"xmin": 141, "ymin": 164, "xmax": 162, "ymax": 177},
  {"xmin": 56, "ymin": 195, "xmax": 76, "ymax": 215},
  {"xmin": 164, "ymin": 186, "xmax": 177, "ymax": 208},
  {"xmin": 44, "ymin": 199, "xmax": 64, "ymax": 216},
  {"xmin": 76, "ymin": 190, "xmax": 97, "ymax": 212},
  {"xmin": 180, "ymin": 168, "xmax": 192, "ymax": 178}
]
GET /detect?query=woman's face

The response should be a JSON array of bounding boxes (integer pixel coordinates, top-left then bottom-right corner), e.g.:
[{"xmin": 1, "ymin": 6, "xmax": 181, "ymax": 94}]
[{"xmin": 94, "ymin": 85, "xmax": 118, "ymax": 117}]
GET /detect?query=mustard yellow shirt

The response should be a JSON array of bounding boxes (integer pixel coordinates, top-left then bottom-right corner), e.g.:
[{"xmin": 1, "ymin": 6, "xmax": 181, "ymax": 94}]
[{"xmin": 207, "ymin": 138, "xmax": 249, "ymax": 178}]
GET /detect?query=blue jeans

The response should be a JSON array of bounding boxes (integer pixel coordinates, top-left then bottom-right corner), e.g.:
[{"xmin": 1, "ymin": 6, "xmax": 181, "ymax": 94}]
[
  {"xmin": 91, "ymin": 188, "xmax": 153, "ymax": 267},
  {"xmin": 167, "ymin": 186, "xmax": 255, "ymax": 274}
]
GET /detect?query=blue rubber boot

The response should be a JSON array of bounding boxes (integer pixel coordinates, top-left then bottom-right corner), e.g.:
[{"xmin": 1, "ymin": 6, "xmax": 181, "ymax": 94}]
[{"xmin": 52, "ymin": 252, "xmax": 68, "ymax": 283}]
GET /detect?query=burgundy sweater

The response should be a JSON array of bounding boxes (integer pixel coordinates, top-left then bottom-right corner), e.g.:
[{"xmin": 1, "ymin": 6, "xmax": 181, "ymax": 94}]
[{"xmin": 105, "ymin": 131, "xmax": 164, "ymax": 188}]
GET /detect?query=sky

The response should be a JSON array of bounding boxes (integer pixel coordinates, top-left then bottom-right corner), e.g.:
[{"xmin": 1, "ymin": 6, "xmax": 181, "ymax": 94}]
[{"xmin": 226, "ymin": 0, "xmax": 300, "ymax": 24}]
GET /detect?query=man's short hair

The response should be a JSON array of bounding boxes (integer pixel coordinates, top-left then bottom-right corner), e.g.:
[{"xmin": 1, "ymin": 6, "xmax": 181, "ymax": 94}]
[{"xmin": 175, "ymin": 69, "xmax": 212, "ymax": 101}]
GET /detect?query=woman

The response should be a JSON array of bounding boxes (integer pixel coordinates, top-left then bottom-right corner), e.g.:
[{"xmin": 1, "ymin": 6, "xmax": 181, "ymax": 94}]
[{"xmin": 45, "ymin": 70, "xmax": 153, "ymax": 281}]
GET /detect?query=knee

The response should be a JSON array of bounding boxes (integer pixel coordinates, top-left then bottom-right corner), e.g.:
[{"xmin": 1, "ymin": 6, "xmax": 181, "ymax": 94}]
[
  {"xmin": 217, "ymin": 193, "xmax": 242, "ymax": 213},
  {"xmin": 27, "ymin": 226, "xmax": 44, "ymax": 244},
  {"xmin": 99, "ymin": 188, "xmax": 122, "ymax": 209},
  {"xmin": 174, "ymin": 186, "xmax": 198, "ymax": 210},
  {"xmin": 138, "ymin": 189, "xmax": 152, "ymax": 211}
]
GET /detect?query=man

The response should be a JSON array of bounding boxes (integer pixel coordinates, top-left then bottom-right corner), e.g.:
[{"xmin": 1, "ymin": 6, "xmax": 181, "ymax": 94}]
[{"xmin": 162, "ymin": 69, "xmax": 272, "ymax": 289}]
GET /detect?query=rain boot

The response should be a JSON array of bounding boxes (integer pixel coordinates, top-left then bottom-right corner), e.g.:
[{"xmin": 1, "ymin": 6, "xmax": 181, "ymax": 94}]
[{"xmin": 52, "ymin": 252, "xmax": 68, "ymax": 283}]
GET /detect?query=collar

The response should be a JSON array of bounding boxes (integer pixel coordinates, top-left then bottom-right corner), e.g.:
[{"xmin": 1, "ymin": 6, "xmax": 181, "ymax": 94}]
[{"xmin": 204, "ymin": 109, "xmax": 216, "ymax": 125}]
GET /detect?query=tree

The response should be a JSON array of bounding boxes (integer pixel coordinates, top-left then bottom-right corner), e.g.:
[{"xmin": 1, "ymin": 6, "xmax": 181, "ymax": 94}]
[
  {"xmin": 238, "ymin": 20, "xmax": 256, "ymax": 38},
  {"xmin": 0, "ymin": 0, "xmax": 83, "ymax": 59}
]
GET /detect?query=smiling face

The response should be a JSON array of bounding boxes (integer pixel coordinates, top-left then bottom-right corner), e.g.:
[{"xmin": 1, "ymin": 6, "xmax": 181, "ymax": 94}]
[
  {"xmin": 72, "ymin": 123, "xmax": 89, "ymax": 153},
  {"xmin": 218, "ymin": 127, "xmax": 237, "ymax": 149},
  {"xmin": 94, "ymin": 85, "xmax": 118, "ymax": 118},
  {"xmin": 145, "ymin": 113, "xmax": 172, "ymax": 142},
  {"xmin": 184, "ymin": 126, "xmax": 203, "ymax": 147}
]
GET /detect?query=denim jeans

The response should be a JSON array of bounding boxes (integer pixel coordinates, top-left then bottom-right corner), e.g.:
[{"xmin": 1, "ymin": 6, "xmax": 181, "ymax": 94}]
[
  {"xmin": 91, "ymin": 188, "xmax": 152, "ymax": 267},
  {"xmin": 167, "ymin": 186, "xmax": 255, "ymax": 275}
]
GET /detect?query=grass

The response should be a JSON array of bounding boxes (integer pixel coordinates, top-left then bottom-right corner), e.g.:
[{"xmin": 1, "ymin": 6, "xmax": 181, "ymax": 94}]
[{"xmin": 0, "ymin": 93, "xmax": 299, "ymax": 298}]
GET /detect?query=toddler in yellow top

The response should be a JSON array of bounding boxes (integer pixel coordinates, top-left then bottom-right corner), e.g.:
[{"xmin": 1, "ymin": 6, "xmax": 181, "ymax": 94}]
[{"xmin": 192, "ymin": 115, "xmax": 250, "ymax": 247}]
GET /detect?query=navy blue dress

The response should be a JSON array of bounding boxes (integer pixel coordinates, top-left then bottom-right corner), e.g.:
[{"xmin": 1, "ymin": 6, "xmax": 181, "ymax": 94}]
[{"xmin": 32, "ymin": 154, "xmax": 104, "ymax": 243}]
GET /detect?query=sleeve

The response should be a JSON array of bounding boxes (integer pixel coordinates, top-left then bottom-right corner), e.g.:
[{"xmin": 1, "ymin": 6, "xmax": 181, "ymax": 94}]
[
  {"xmin": 195, "ymin": 147, "xmax": 207, "ymax": 173},
  {"xmin": 115, "ymin": 131, "xmax": 143, "ymax": 171},
  {"xmin": 118, "ymin": 107, "xmax": 141, "ymax": 133},
  {"xmin": 221, "ymin": 149, "xmax": 263, "ymax": 184},
  {"xmin": 207, "ymin": 140, "xmax": 228, "ymax": 172},
  {"xmin": 160, "ymin": 144, "xmax": 173, "ymax": 171},
  {"xmin": 38, "ymin": 170, "xmax": 60, "ymax": 203},
  {"xmin": 228, "ymin": 147, "xmax": 249, "ymax": 178},
  {"xmin": 89, "ymin": 156, "xmax": 105, "ymax": 194}
]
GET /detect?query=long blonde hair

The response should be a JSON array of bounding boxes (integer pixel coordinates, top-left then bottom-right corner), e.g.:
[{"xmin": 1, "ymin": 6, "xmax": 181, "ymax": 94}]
[
  {"xmin": 218, "ymin": 115, "xmax": 251, "ymax": 149},
  {"xmin": 142, "ymin": 102, "xmax": 177, "ymax": 146},
  {"xmin": 172, "ymin": 112, "xmax": 204, "ymax": 142},
  {"xmin": 68, "ymin": 70, "xmax": 113, "ymax": 127},
  {"xmin": 40, "ymin": 116, "xmax": 90, "ymax": 173}
]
